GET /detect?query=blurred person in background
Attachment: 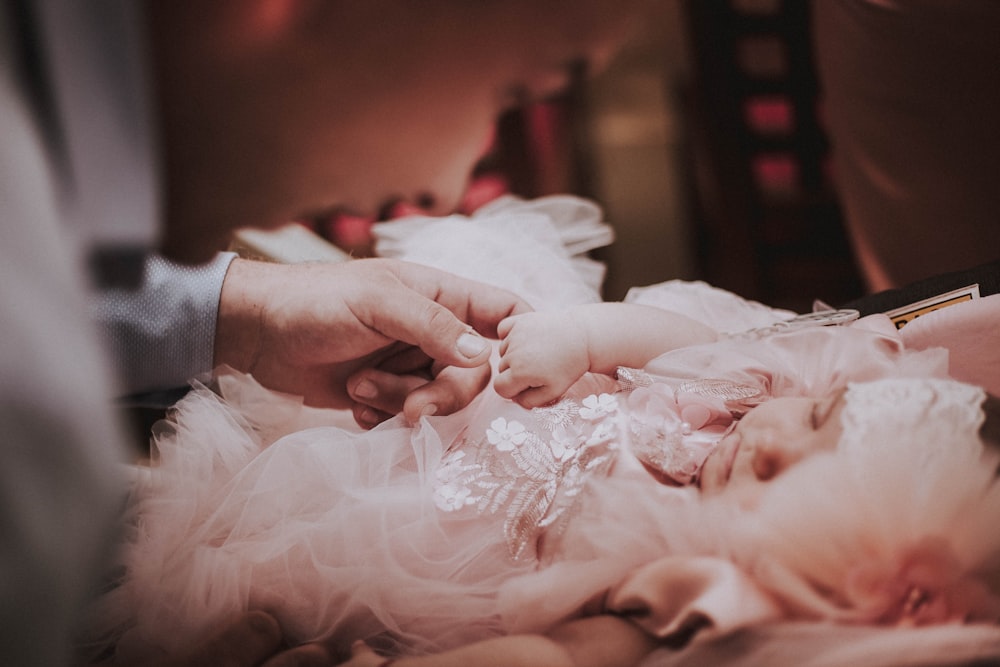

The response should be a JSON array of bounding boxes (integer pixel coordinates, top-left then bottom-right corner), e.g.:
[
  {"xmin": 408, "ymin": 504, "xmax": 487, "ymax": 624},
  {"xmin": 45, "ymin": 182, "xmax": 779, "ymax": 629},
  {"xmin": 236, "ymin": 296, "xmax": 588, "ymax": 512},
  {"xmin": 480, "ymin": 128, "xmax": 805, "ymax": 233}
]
[
  {"xmin": 0, "ymin": 0, "xmax": 647, "ymax": 665},
  {"xmin": 814, "ymin": 0, "xmax": 1000, "ymax": 293}
]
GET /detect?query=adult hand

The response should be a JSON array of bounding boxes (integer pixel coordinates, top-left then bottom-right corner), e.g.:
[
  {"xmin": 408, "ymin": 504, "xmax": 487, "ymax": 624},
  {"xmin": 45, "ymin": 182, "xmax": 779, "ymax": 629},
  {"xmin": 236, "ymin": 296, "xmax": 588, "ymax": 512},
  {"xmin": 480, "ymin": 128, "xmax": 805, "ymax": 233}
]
[
  {"xmin": 96, "ymin": 611, "xmax": 332, "ymax": 667},
  {"xmin": 215, "ymin": 257, "xmax": 530, "ymax": 427}
]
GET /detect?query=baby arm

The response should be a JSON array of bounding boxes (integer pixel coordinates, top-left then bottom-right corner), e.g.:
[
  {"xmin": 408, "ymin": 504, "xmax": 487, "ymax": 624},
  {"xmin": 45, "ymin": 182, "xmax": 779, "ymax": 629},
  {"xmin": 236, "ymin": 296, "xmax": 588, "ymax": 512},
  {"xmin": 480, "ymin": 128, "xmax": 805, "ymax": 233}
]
[
  {"xmin": 344, "ymin": 615, "xmax": 658, "ymax": 667},
  {"xmin": 495, "ymin": 302, "xmax": 717, "ymax": 407}
]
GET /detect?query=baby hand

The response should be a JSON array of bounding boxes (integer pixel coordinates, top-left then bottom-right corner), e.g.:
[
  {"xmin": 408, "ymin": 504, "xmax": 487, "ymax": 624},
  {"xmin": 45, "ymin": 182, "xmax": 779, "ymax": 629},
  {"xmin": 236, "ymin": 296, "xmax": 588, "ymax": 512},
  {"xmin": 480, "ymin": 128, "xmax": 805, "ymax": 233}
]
[{"xmin": 494, "ymin": 311, "xmax": 590, "ymax": 408}]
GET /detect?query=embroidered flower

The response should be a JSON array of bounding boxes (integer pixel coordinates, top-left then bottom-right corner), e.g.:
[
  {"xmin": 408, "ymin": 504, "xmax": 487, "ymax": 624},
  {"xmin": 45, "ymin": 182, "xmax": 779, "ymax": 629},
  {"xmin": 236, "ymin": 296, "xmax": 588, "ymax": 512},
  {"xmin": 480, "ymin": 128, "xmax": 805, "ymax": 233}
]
[
  {"xmin": 433, "ymin": 398, "xmax": 620, "ymax": 561},
  {"xmin": 579, "ymin": 393, "xmax": 618, "ymax": 421},
  {"xmin": 487, "ymin": 417, "xmax": 527, "ymax": 451},
  {"xmin": 586, "ymin": 420, "xmax": 617, "ymax": 446},
  {"xmin": 434, "ymin": 482, "xmax": 476, "ymax": 512},
  {"xmin": 623, "ymin": 384, "xmax": 730, "ymax": 485},
  {"xmin": 548, "ymin": 424, "xmax": 583, "ymax": 462},
  {"xmin": 436, "ymin": 450, "xmax": 469, "ymax": 483}
]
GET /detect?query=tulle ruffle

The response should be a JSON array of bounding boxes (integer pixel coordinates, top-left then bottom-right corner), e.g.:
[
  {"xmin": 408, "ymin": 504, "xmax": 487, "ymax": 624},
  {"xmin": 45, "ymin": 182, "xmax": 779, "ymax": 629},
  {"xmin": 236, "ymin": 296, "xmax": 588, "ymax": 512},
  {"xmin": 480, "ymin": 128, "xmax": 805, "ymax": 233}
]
[
  {"xmin": 92, "ymin": 377, "xmax": 546, "ymax": 661},
  {"xmin": 86, "ymin": 198, "xmax": 1000, "ymax": 661},
  {"xmin": 372, "ymin": 194, "xmax": 613, "ymax": 311}
]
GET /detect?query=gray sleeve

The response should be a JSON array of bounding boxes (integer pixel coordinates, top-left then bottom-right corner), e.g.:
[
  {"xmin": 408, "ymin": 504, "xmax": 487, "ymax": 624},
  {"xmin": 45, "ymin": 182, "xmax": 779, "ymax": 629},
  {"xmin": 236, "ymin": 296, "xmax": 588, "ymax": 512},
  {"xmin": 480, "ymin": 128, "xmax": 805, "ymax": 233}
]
[{"xmin": 92, "ymin": 251, "xmax": 237, "ymax": 396}]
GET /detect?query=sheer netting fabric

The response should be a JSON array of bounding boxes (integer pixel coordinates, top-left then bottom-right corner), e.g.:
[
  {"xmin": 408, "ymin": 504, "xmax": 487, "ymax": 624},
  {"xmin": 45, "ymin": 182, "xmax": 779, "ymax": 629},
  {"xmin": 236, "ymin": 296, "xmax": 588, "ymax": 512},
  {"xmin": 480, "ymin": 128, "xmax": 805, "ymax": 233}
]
[
  {"xmin": 84, "ymin": 196, "xmax": 1000, "ymax": 660},
  {"xmin": 84, "ymin": 320, "xmax": 976, "ymax": 661}
]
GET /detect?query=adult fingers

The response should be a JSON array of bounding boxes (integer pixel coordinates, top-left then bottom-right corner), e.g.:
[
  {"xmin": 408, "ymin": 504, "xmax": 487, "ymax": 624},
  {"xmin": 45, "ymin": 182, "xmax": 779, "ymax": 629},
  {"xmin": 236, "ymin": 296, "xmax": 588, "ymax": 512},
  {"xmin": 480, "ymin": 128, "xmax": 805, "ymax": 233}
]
[
  {"xmin": 351, "ymin": 404, "xmax": 393, "ymax": 430},
  {"xmin": 389, "ymin": 260, "xmax": 532, "ymax": 337},
  {"xmin": 357, "ymin": 261, "xmax": 528, "ymax": 368},
  {"xmin": 373, "ymin": 345, "xmax": 434, "ymax": 375},
  {"xmin": 402, "ymin": 364, "xmax": 492, "ymax": 423},
  {"xmin": 359, "ymin": 289, "xmax": 492, "ymax": 369},
  {"xmin": 348, "ymin": 369, "xmax": 430, "ymax": 427}
]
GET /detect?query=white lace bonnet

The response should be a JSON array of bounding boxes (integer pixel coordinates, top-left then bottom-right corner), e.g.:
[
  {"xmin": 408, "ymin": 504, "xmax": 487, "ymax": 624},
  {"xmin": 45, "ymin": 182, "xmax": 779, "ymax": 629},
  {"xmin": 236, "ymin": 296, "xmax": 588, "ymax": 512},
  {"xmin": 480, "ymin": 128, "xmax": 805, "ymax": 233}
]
[{"xmin": 838, "ymin": 376, "xmax": 986, "ymax": 464}]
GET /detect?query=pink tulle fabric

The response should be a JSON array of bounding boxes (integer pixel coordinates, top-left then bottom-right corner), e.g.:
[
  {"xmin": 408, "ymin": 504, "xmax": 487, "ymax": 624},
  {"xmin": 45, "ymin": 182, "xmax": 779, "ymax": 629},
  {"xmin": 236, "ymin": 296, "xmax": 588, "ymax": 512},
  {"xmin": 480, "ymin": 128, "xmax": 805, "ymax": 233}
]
[
  {"xmin": 99, "ymin": 380, "xmax": 541, "ymax": 660},
  {"xmin": 97, "ymin": 369, "xmax": 714, "ymax": 661},
  {"xmin": 372, "ymin": 195, "xmax": 613, "ymax": 312},
  {"xmin": 86, "ymin": 277, "xmax": 992, "ymax": 663}
]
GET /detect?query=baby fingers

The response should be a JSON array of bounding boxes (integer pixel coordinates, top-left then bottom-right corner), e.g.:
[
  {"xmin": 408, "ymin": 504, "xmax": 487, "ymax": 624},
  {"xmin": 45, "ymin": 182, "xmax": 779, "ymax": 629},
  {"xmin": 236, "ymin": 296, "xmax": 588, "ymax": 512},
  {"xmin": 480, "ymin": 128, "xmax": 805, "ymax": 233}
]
[{"xmin": 494, "ymin": 369, "xmax": 563, "ymax": 408}]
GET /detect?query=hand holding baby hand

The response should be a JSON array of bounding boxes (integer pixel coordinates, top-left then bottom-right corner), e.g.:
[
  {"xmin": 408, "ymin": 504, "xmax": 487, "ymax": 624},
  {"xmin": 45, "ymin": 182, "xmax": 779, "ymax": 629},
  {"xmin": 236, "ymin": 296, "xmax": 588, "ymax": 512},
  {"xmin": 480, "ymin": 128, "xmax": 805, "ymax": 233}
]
[
  {"xmin": 494, "ymin": 311, "xmax": 590, "ymax": 408},
  {"xmin": 215, "ymin": 258, "xmax": 529, "ymax": 428}
]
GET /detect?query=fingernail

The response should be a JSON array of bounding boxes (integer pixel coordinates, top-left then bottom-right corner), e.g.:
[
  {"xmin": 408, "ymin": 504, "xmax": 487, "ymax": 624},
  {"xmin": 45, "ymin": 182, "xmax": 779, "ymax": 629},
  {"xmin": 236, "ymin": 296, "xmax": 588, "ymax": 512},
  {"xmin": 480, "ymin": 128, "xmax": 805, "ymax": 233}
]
[
  {"xmin": 360, "ymin": 408, "xmax": 380, "ymax": 426},
  {"xmin": 420, "ymin": 403, "xmax": 438, "ymax": 418},
  {"xmin": 353, "ymin": 379, "xmax": 377, "ymax": 400},
  {"xmin": 457, "ymin": 332, "xmax": 487, "ymax": 358}
]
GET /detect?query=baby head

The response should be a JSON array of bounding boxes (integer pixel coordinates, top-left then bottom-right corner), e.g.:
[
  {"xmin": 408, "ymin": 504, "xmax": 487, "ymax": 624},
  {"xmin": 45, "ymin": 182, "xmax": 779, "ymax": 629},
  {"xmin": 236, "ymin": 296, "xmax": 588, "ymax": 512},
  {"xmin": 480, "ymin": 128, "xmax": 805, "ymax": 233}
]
[
  {"xmin": 705, "ymin": 377, "xmax": 1000, "ymax": 626},
  {"xmin": 699, "ymin": 376, "xmax": 991, "ymax": 502}
]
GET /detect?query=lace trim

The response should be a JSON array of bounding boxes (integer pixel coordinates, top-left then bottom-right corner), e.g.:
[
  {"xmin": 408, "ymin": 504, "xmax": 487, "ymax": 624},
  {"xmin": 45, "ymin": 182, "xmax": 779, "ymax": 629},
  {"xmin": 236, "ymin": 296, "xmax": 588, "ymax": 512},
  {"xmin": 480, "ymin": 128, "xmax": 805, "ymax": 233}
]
[
  {"xmin": 720, "ymin": 308, "xmax": 860, "ymax": 341},
  {"xmin": 839, "ymin": 378, "xmax": 985, "ymax": 467},
  {"xmin": 433, "ymin": 393, "xmax": 621, "ymax": 562}
]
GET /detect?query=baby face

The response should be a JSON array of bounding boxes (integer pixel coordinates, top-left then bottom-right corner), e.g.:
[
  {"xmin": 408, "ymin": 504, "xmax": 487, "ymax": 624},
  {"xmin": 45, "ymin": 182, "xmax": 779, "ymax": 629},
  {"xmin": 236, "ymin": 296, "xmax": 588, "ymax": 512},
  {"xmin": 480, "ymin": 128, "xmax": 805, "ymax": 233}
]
[{"xmin": 699, "ymin": 391, "xmax": 845, "ymax": 496}]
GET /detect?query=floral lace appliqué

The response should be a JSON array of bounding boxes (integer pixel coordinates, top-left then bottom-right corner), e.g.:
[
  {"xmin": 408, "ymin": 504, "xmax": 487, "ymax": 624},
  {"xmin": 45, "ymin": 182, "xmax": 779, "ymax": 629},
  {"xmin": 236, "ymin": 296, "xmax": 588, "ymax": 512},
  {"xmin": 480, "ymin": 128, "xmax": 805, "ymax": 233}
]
[
  {"xmin": 433, "ymin": 393, "xmax": 620, "ymax": 561},
  {"xmin": 622, "ymin": 383, "xmax": 734, "ymax": 485}
]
